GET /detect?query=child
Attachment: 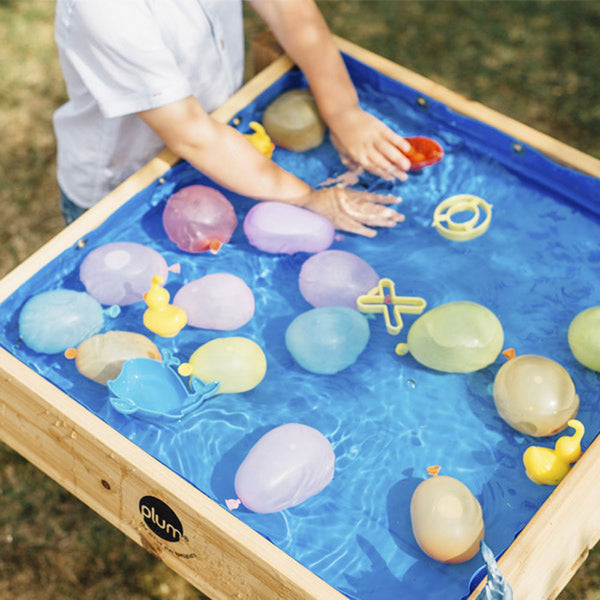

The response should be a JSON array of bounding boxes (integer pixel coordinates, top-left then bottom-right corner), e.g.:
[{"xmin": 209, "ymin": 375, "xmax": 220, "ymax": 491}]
[{"xmin": 54, "ymin": 0, "xmax": 412, "ymax": 236}]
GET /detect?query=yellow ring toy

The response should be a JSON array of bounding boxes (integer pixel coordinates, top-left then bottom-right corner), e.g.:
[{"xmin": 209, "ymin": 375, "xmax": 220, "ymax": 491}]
[{"xmin": 432, "ymin": 194, "xmax": 492, "ymax": 241}]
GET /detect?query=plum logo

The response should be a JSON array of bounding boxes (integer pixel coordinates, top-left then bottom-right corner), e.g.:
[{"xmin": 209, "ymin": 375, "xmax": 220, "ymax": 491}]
[{"xmin": 139, "ymin": 496, "xmax": 183, "ymax": 543}]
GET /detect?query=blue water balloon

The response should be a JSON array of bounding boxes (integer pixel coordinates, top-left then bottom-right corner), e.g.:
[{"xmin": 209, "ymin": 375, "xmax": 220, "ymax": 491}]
[
  {"xmin": 19, "ymin": 289, "xmax": 107, "ymax": 354},
  {"xmin": 285, "ymin": 306, "xmax": 370, "ymax": 374}
]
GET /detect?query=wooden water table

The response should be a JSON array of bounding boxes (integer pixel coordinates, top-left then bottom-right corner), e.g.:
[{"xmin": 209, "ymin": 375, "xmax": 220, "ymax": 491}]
[{"xmin": 1, "ymin": 37, "xmax": 599, "ymax": 600}]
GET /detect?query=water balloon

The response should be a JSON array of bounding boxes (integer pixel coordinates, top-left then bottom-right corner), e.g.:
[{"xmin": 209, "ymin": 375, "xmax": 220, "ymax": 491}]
[
  {"xmin": 262, "ymin": 89, "xmax": 325, "ymax": 152},
  {"xmin": 410, "ymin": 466, "xmax": 484, "ymax": 563},
  {"xmin": 493, "ymin": 354, "xmax": 579, "ymax": 437},
  {"xmin": 80, "ymin": 241, "xmax": 174, "ymax": 306},
  {"xmin": 568, "ymin": 306, "xmax": 600, "ymax": 371},
  {"xmin": 396, "ymin": 301, "xmax": 503, "ymax": 373},
  {"xmin": 19, "ymin": 289, "xmax": 107, "ymax": 354},
  {"xmin": 299, "ymin": 250, "xmax": 379, "ymax": 309},
  {"xmin": 233, "ymin": 423, "xmax": 335, "ymax": 513},
  {"xmin": 178, "ymin": 337, "xmax": 267, "ymax": 394},
  {"xmin": 243, "ymin": 201, "xmax": 334, "ymax": 254},
  {"xmin": 65, "ymin": 330, "xmax": 161, "ymax": 385},
  {"xmin": 285, "ymin": 306, "xmax": 370, "ymax": 374},
  {"xmin": 162, "ymin": 185, "xmax": 238, "ymax": 253},
  {"xmin": 173, "ymin": 273, "xmax": 255, "ymax": 330}
]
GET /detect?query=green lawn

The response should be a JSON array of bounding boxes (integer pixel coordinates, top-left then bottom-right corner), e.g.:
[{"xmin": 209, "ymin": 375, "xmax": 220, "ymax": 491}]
[{"xmin": 0, "ymin": 1, "xmax": 598, "ymax": 599}]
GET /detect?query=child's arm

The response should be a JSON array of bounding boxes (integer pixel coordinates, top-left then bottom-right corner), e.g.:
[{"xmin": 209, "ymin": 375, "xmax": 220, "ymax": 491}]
[
  {"xmin": 250, "ymin": 0, "xmax": 412, "ymax": 181},
  {"xmin": 138, "ymin": 96, "xmax": 403, "ymax": 237}
]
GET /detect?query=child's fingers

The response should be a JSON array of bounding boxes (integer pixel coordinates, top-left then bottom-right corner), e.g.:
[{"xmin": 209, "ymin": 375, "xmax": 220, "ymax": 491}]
[{"xmin": 375, "ymin": 138, "xmax": 412, "ymax": 172}]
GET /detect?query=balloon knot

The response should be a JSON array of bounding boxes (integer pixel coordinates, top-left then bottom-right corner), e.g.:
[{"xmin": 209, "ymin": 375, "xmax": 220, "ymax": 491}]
[
  {"xmin": 502, "ymin": 348, "xmax": 516, "ymax": 360},
  {"xmin": 177, "ymin": 363, "xmax": 193, "ymax": 377},
  {"xmin": 225, "ymin": 498, "xmax": 241, "ymax": 511},
  {"xmin": 209, "ymin": 239, "xmax": 222, "ymax": 254},
  {"xmin": 427, "ymin": 465, "xmax": 441, "ymax": 477}
]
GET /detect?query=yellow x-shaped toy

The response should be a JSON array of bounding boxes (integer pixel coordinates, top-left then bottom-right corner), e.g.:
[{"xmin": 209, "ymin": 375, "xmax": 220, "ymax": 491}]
[{"xmin": 356, "ymin": 278, "xmax": 427, "ymax": 335}]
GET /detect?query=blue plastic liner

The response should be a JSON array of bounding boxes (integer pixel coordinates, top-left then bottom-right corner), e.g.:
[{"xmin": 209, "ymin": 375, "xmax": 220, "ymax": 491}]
[{"xmin": 1, "ymin": 54, "xmax": 598, "ymax": 600}]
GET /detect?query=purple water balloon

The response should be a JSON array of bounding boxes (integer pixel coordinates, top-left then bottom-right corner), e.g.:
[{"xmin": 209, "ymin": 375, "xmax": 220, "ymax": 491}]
[
  {"xmin": 162, "ymin": 185, "xmax": 238, "ymax": 253},
  {"xmin": 234, "ymin": 423, "xmax": 335, "ymax": 513},
  {"xmin": 299, "ymin": 250, "xmax": 379, "ymax": 308},
  {"xmin": 173, "ymin": 273, "xmax": 255, "ymax": 330},
  {"xmin": 243, "ymin": 201, "xmax": 334, "ymax": 254},
  {"xmin": 80, "ymin": 242, "xmax": 175, "ymax": 306}
]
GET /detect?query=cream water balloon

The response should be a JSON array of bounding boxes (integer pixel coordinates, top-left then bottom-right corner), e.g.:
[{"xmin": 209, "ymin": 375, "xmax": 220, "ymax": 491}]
[
  {"xmin": 65, "ymin": 330, "xmax": 161, "ymax": 385},
  {"xmin": 410, "ymin": 466, "xmax": 485, "ymax": 564},
  {"xmin": 493, "ymin": 353, "xmax": 579, "ymax": 437}
]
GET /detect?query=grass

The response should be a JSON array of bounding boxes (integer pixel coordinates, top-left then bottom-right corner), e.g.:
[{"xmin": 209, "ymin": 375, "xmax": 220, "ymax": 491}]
[{"xmin": 0, "ymin": 1, "xmax": 598, "ymax": 598}]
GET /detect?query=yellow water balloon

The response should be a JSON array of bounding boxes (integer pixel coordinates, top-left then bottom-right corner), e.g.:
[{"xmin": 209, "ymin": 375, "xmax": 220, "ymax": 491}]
[
  {"xmin": 396, "ymin": 301, "xmax": 504, "ymax": 373},
  {"xmin": 178, "ymin": 337, "xmax": 267, "ymax": 394},
  {"xmin": 568, "ymin": 306, "xmax": 600, "ymax": 372}
]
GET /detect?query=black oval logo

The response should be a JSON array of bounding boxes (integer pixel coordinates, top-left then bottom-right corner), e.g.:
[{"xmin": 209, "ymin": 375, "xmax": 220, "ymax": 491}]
[{"xmin": 139, "ymin": 496, "xmax": 183, "ymax": 543}]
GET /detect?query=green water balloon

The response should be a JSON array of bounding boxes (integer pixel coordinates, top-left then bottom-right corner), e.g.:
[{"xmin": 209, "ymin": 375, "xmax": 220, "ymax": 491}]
[
  {"xmin": 396, "ymin": 301, "xmax": 504, "ymax": 373},
  {"xmin": 568, "ymin": 306, "xmax": 600, "ymax": 372}
]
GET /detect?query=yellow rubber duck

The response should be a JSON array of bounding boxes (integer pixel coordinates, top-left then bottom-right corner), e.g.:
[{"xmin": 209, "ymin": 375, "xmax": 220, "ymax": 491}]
[
  {"xmin": 522, "ymin": 419, "xmax": 585, "ymax": 485},
  {"xmin": 245, "ymin": 121, "xmax": 275, "ymax": 158},
  {"xmin": 143, "ymin": 275, "xmax": 187, "ymax": 337}
]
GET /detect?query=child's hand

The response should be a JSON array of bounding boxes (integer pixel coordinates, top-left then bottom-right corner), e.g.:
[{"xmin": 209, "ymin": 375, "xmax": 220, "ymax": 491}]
[
  {"xmin": 300, "ymin": 186, "xmax": 404, "ymax": 238},
  {"xmin": 327, "ymin": 107, "xmax": 412, "ymax": 181}
]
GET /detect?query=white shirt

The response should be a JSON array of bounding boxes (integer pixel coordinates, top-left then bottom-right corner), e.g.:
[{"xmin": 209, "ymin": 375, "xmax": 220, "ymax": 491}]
[{"xmin": 53, "ymin": 0, "xmax": 245, "ymax": 208}]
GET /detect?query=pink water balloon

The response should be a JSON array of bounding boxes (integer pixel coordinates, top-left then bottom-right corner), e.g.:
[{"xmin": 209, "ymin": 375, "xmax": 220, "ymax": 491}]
[
  {"xmin": 80, "ymin": 242, "xmax": 177, "ymax": 306},
  {"xmin": 243, "ymin": 201, "xmax": 334, "ymax": 254},
  {"xmin": 299, "ymin": 250, "xmax": 379, "ymax": 308},
  {"xmin": 231, "ymin": 423, "xmax": 335, "ymax": 514},
  {"xmin": 173, "ymin": 273, "xmax": 255, "ymax": 330},
  {"xmin": 162, "ymin": 185, "xmax": 238, "ymax": 253}
]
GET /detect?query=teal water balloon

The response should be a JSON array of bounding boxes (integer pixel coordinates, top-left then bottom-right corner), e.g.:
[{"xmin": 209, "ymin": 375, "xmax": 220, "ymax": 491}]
[
  {"xmin": 19, "ymin": 289, "xmax": 106, "ymax": 354},
  {"xmin": 285, "ymin": 306, "xmax": 370, "ymax": 374},
  {"xmin": 397, "ymin": 301, "xmax": 504, "ymax": 373}
]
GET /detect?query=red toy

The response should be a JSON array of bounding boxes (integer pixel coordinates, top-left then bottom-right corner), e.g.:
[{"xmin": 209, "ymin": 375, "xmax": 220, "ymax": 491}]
[{"xmin": 404, "ymin": 136, "xmax": 444, "ymax": 170}]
